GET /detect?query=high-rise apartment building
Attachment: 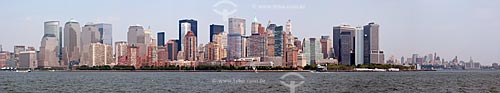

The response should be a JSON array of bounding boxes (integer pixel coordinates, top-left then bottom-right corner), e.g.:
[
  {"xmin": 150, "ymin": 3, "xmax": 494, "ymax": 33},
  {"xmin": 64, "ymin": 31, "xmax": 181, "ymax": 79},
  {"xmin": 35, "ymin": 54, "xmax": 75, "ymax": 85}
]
[{"xmin": 89, "ymin": 43, "xmax": 113, "ymax": 66}]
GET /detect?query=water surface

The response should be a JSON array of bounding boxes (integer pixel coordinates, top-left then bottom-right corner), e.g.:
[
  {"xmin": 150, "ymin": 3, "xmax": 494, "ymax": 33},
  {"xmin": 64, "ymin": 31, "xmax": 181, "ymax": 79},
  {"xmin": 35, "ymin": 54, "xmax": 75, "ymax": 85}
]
[{"xmin": 1, "ymin": 71, "xmax": 500, "ymax": 93}]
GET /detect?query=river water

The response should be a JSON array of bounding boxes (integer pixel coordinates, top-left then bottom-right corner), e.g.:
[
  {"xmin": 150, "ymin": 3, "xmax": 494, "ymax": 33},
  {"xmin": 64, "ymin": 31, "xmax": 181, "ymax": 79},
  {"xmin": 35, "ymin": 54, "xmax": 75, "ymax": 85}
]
[{"xmin": 1, "ymin": 71, "xmax": 500, "ymax": 93}]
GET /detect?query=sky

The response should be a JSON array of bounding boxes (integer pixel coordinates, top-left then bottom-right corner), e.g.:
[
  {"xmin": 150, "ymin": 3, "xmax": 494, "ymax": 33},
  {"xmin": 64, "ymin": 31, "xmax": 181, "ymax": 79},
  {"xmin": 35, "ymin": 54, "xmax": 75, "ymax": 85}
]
[{"xmin": 0, "ymin": 0, "xmax": 499, "ymax": 65}]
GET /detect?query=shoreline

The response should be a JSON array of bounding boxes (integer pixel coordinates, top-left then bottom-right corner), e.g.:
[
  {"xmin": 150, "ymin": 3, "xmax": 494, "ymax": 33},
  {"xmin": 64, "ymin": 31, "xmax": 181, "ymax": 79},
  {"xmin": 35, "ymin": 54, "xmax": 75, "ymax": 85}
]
[{"xmin": 23, "ymin": 69, "xmax": 436, "ymax": 72}]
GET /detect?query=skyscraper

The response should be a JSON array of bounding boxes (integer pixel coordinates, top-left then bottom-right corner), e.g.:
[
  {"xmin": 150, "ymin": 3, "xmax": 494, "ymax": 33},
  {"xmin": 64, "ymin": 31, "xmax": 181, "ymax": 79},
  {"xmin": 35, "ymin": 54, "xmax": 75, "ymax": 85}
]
[
  {"xmin": 184, "ymin": 31, "xmax": 197, "ymax": 61},
  {"xmin": 401, "ymin": 56, "xmax": 405, "ymax": 64},
  {"xmin": 44, "ymin": 21, "xmax": 60, "ymax": 38},
  {"xmin": 363, "ymin": 22, "xmax": 381, "ymax": 64},
  {"xmin": 209, "ymin": 24, "xmax": 224, "ymax": 42},
  {"xmin": 40, "ymin": 21, "xmax": 61, "ymax": 67},
  {"xmin": 144, "ymin": 27, "xmax": 153, "ymax": 47},
  {"xmin": 39, "ymin": 36, "xmax": 59, "ymax": 67},
  {"xmin": 251, "ymin": 18, "xmax": 262, "ymax": 35},
  {"xmin": 247, "ymin": 18, "xmax": 267, "ymax": 58},
  {"xmin": 227, "ymin": 18, "xmax": 245, "ymax": 61},
  {"xmin": 213, "ymin": 32, "xmax": 227, "ymax": 60},
  {"xmin": 285, "ymin": 19, "xmax": 292, "ymax": 33},
  {"xmin": 178, "ymin": 19, "xmax": 198, "ymax": 51},
  {"xmin": 340, "ymin": 31, "xmax": 353, "ymax": 65},
  {"xmin": 320, "ymin": 36, "xmax": 333, "ymax": 59},
  {"xmin": 247, "ymin": 34, "xmax": 267, "ymax": 58},
  {"xmin": 242, "ymin": 36, "xmax": 249, "ymax": 58},
  {"xmin": 266, "ymin": 23, "xmax": 277, "ymax": 57},
  {"xmin": 63, "ymin": 19, "xmax": 81, "ymax": 66},
  {"xmin": 157, "ymin": 31, "xmax": 165, "ymax": 46},
  {"xmin": 179, "ymin": 23, "xmax": 191, "ymax": 52},
  {"xmin": 127, "ymin": 25, "xmax": 146, "ymax": 57},
  {"xmin": 95, "ymin": 23, "xmax": 112, "ymax": 45},
  {"xmin": 80, "ymin": 23, "xmax": 101, "ymax": 66},
  {"xmin": 293, "ymin": 37, "xmax": 302, "ymax": 51},
  {"xmin": 283, "ymin": 20, "xmax": 295, "ymax": 60},
  {"xmin": 354, "ymin": 27, "xmax": 364, "ymax": 65},
  {"xmin": 166, "ymin": 40, "xmax": 178, "ymax": 61},
  {"xmin": 303, "ymin": 38, "xmax": 323, "ymax": 65},
  {"xmin": 412, "ymin": 54, "xmax": 418, "ymax": 64},
  {"xmin": 333, "ymin": 25, "xmax": 356, "ymax": 65},
  {"xmin": 274, "ymin": 26, "xmax": 284, "ymax": 56}
]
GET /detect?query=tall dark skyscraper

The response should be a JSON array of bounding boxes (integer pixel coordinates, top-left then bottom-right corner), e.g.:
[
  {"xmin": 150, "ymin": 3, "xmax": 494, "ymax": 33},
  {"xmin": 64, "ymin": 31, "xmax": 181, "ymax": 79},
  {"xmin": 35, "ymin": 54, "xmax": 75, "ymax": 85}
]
[
  {"xmin": 209, "ymin": 24, "xmax": 224, "ymax": 42},
  {"xmin": 157, "ymin": 31, "xmax": 165, "ymax": 46},
  {"xmin": 333, "ymin": 25, "xmax": 356, "ymax": 65},
  {"xmin": 363, "ymin": 22, "xmax": 380, "ymax": 64},
  {"xmin": 340, "ymin": 31, "xmax": 353, "ymax": 65},
  {"xmin": 274, "ymin": 26, "xmax": 284, "ymax": 56},
  {"xmin": 167, "ymin": 40, "xmax": 178, "ymax": 61},
  {"xmin": 178, "ymin": 19, "xmax": 198, "ymax": 51}
]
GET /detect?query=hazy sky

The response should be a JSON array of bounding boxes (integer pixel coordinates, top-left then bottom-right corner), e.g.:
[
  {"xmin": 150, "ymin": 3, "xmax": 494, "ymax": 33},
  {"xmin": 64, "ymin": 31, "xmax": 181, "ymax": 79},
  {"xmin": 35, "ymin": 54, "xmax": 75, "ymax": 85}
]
[{"xmin": 0, "ymin": 0, "xmax": 499, "ymax": 65}]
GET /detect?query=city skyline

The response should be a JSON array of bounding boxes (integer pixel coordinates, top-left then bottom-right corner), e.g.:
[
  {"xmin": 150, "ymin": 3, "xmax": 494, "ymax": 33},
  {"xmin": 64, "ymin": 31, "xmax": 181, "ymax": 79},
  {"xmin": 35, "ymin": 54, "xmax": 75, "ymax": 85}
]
[{"xmin": 1, "ymin": 0, "xmax": 500, "ymax": 65}]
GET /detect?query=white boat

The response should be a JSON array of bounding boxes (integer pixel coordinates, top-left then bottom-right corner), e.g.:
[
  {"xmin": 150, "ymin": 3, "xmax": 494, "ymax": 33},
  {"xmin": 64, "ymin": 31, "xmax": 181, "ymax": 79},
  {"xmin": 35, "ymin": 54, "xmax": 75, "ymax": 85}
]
[
  {"xmin": 355, "ymin": 68, "xmax": 373, "ymax": 71},
  {"xmin": 15, "ymin": 70, "xmax": 31, "ymax": 72},
  {"xmin": 373, "ymin": 68, "xmax": 387, "ymax": 72},
  {"xmin": 388, "ymin": 68, "xmax": 400, "ymax": 72}
]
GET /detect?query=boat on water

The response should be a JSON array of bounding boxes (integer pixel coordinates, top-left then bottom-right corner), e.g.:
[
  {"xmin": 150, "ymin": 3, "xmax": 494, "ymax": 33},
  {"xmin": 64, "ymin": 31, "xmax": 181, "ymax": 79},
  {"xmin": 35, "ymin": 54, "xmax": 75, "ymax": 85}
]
[
  {"xmin": 15, "ymin": 70, "xmax": 32, "ymax": 72},
  {"xmin": 388, "ymin": 68, "xmax": 400, "ymax": 72},
  {"xmin": 373, "ymin": 68, "xmax": 387, "ymax": 72},
  {"xmin": 316, "ymin": 64, "xmax": 328, "ymax": 72},
  {"xmin": 355, "ymin": 68, "xmax": 398, "ymax": 72}
]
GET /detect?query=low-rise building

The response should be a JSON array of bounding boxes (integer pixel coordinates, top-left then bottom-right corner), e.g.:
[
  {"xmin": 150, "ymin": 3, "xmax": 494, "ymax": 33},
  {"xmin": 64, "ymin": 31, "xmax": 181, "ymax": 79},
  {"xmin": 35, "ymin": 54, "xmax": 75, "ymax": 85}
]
[{"xmin": 18, "ymin": 51, "xmax": 37, "ymax": 69}]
